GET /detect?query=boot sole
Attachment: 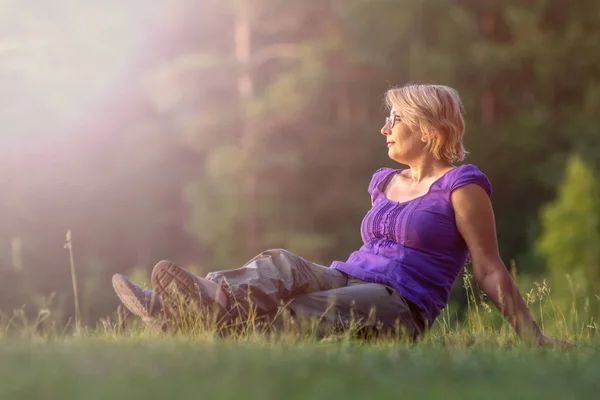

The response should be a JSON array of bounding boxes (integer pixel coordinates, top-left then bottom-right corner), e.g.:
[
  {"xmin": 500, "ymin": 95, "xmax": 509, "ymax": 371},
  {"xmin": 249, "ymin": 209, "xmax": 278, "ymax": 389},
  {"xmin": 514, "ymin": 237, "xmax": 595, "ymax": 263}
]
[{"xmin": 151, "ymin": 261, "xmax": 203, "ymax": 312}]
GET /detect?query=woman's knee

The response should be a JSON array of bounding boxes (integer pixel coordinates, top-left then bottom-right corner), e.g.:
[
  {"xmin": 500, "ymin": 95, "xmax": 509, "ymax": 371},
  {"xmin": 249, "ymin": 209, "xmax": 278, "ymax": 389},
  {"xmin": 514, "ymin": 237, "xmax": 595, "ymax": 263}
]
[
  {"xmin": 259, "ymin": 248, "xmax": 291, "ymax": 256},
  {"xmin": 256, "ymin": 248, "xmax": 296, "ymax": 262}
]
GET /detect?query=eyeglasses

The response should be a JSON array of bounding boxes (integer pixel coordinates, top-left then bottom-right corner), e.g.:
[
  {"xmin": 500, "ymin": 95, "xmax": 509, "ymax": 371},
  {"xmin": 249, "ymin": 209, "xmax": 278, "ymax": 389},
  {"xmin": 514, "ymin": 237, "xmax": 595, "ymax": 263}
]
[{"xmin": 386, "ymin": 114, "xmax": 401, "ymax": 129}]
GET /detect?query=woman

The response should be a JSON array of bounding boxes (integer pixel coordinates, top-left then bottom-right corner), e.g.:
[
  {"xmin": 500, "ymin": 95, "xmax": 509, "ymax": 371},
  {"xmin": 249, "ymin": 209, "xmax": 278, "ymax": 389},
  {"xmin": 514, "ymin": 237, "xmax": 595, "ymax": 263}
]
[{"xmin": 113, "ymin": 84, "xmax": 569, "ymax": 345}]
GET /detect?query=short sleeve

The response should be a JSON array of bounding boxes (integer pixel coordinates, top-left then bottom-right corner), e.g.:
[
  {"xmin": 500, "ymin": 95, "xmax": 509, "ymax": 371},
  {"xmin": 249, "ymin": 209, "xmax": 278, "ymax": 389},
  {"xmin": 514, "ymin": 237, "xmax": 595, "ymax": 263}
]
[
  {"xmin": 368, "ymin": 167, "xmax": 397, "ymax": 202},
  {"xmin": 449, "ymin": 164, "xmax": 492, "ymax": 197}
]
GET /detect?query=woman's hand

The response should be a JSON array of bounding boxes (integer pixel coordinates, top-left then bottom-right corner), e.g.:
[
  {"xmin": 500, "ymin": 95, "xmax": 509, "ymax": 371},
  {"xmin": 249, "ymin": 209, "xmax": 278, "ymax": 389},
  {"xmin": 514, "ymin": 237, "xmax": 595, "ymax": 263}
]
[{"xmin": 536, "ymin": 333, "xmax": 574, "ymax": 348}]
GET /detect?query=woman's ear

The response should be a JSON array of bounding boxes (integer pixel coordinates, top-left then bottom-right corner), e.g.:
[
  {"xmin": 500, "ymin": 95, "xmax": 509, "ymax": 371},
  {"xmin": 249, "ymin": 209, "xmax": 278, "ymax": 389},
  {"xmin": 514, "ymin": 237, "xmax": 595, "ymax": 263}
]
[{"xmin": 420, "ymin": 125, "xmax": 435, "ymax": 144}]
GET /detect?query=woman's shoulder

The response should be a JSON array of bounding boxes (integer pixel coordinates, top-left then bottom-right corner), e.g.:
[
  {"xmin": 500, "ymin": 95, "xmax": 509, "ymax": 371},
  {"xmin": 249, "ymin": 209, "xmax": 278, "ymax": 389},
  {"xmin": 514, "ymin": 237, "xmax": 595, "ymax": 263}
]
[
  {"xmin": 368, "ymin": 167, "xmax": 400, "ymax": 195},
  {"xmin": 446, "ymin": 164, "xmax": 492, "ymax": 197}
]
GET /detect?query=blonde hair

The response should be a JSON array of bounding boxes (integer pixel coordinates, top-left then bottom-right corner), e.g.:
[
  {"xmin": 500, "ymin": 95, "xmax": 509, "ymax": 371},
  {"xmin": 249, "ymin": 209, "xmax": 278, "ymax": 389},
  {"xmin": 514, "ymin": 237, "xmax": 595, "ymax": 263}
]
[{"xmin": 385, "ymin": 84, "xmax": 468, "ymax": 163}]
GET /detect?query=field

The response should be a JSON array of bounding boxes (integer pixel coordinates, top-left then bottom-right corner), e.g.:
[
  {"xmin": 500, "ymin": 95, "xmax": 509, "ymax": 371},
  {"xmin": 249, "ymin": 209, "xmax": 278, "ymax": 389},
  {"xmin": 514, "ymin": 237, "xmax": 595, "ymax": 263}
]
[
  {"xmin": 0, "ymin": 334, "xmax": 598, "ymax": 400},
  {"xmin": 1, "ymin": 273, "xmax": 598, "ymax": 399}
]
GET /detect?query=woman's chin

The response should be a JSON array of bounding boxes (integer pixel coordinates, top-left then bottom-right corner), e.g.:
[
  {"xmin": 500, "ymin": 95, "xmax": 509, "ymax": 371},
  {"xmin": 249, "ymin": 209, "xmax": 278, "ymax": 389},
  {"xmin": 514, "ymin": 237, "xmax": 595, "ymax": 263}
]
[{"xmin": 387, "ymin": 149, "xmax": 406, "ymax": 164}]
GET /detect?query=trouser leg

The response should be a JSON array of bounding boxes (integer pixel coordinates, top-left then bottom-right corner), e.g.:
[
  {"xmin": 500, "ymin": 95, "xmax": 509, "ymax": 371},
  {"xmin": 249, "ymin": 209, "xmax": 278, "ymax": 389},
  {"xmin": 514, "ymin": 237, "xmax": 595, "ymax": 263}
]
[
  {"xmin": 285, "ymin": 279, "xmax": 422, "ymax": 339},
  {"xmin": 206, "ymin": 248, "xmax": 347, "ymax": 319}
]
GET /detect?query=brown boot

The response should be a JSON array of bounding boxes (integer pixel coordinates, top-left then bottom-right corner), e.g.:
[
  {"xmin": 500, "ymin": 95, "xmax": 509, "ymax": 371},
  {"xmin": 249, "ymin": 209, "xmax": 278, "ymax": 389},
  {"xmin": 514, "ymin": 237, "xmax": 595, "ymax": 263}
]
[
  {"xmin": 151, "ymin": 260, "xmax": 228, "ymax": 319},
  {"xmin": 111, "ymin": 273, "xmax": 167, "ymax": 331}
]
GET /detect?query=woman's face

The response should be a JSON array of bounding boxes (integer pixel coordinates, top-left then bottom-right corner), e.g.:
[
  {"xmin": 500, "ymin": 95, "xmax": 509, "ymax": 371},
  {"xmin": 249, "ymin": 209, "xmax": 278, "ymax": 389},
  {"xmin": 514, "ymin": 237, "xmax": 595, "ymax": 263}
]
[{"xmin": 380, "ymin": 109, "xmax": 427, "ymax": 164}]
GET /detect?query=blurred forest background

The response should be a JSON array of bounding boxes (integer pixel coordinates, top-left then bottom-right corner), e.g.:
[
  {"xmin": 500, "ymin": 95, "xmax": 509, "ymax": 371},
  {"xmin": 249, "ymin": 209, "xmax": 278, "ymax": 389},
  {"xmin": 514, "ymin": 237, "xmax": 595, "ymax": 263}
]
[{"xmin": 1, "ymin": 0, "xmax": 600, "ymax": 327}]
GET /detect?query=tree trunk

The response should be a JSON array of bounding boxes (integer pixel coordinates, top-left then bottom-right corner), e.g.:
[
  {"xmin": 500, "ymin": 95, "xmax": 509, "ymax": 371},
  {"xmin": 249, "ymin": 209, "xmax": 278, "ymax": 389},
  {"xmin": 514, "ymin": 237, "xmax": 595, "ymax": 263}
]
[
  {"xmin": 235, "ymin": 0, "xmax": 258, "ymax": 257},
  {"xmin": 479, "ymin": 8, "xmax": 497, "ymax": 125}
]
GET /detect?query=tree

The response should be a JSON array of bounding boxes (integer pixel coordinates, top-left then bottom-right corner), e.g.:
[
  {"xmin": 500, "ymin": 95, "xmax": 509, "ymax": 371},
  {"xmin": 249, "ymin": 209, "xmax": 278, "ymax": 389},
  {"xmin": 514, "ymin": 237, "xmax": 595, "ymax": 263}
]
[
  {"xmin": 536, "ymin": 153, "xmax": 600, "ymax": 304},
  {"xmin": 150, "ymin": 0, "xmax": 343, "ymax": 270}
]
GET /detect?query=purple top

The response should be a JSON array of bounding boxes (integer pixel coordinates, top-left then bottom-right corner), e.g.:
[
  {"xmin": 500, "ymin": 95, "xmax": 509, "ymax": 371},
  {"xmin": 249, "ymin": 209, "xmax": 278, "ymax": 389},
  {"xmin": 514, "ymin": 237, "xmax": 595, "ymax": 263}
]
[{"xmin": 331, "ymin": 164, "xmax": 492, "ymax": 327}]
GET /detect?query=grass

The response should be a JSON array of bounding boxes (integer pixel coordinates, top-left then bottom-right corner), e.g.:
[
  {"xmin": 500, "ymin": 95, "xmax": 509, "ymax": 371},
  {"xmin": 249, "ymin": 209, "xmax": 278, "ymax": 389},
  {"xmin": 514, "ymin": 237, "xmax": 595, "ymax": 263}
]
[
  {"xmin": 0, "ymin": 308, "xmax": 598, "ymax": 400},
  {"xmin": 0, "ymin": 336, "xmax": 598, "ymax": 400},
  {"xmin": 1, "ymin": 267, "xmax": 599, "ymax": 399}
]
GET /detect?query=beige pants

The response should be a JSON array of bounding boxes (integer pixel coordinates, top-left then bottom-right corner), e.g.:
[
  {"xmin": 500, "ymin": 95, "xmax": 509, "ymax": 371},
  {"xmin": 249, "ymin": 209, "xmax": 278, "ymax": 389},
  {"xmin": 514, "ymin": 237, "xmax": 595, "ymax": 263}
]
[{"xmin": 206, "ymin": 249, "xmax": 423, "ymax": 339}]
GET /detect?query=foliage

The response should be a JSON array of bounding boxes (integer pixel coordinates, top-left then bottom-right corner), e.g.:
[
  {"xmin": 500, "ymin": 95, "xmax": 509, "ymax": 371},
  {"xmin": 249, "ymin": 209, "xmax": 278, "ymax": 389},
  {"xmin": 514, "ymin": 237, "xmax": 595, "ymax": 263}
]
[
  {"xmin": 536, "ymin": 154, "xmax": 600, "ymax": 307},
  {"xmin": 1, "ymin": 0, "xmax": 600, "ymax": 325}
]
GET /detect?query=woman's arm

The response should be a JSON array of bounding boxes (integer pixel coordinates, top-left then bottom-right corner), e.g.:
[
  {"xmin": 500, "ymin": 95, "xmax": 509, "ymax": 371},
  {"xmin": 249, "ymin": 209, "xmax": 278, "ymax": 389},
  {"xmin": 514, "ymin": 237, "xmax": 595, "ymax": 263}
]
[{"xmin": 451, "ymin": 183, "xmax": 571, "ymax": 347}]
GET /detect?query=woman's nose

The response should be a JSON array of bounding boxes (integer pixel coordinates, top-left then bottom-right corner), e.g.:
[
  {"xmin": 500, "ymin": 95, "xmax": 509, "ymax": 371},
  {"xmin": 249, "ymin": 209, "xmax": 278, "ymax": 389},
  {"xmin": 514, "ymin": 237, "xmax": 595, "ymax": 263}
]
[{"xmin": 381, "ymin": 123, "xmax": 391, "ymax": 136}]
